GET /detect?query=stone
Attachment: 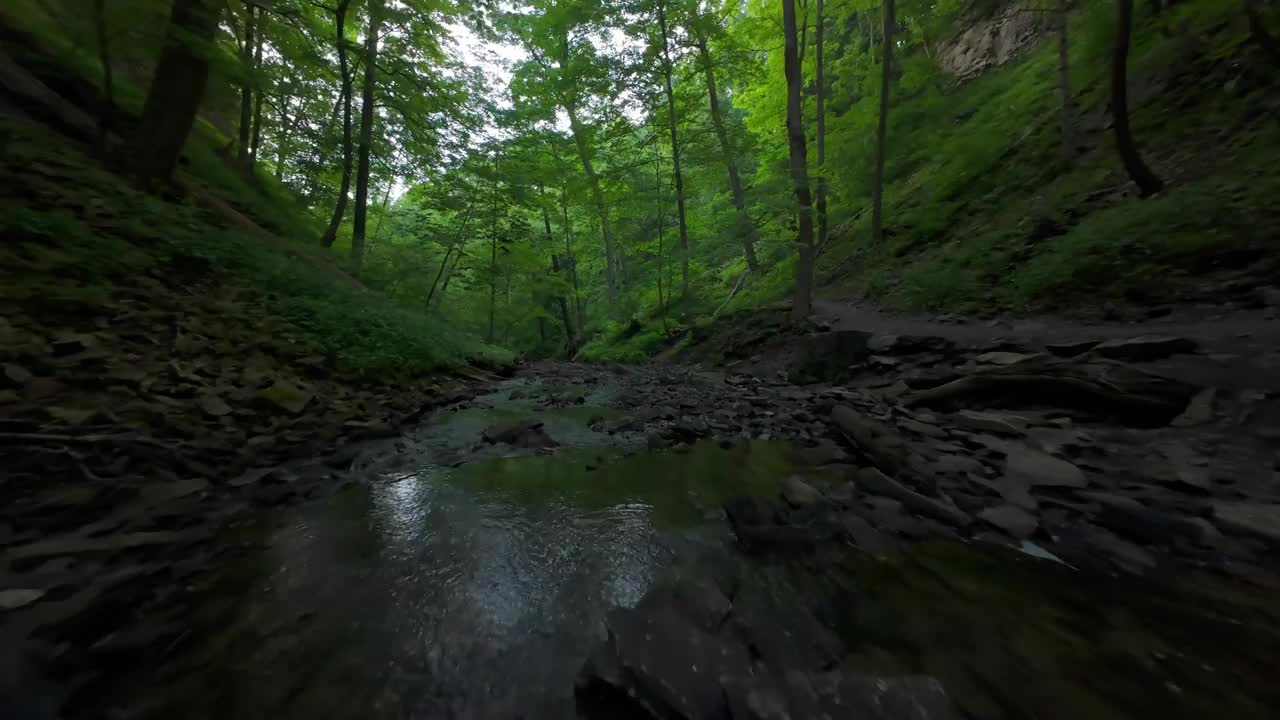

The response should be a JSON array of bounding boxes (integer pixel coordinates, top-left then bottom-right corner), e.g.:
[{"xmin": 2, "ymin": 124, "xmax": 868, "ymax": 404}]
[
  {"xmin": 1092, "ymin": 335, "xmax": 1198, "ymax": 362},
  {"xmin": 976, "ymin": 351, "xmax": 1038, "ymax": 366},
  {"xmin": 141, "ymin": 477, "xmax": 210, "ymax": 505},
  {"xmin": 1046, "ymin": 339, "xmax": 1100, "ymax": 357},
  {"xmin": 898, "ymin": 417, "xmax": 947, "ymax": 439},
  {"xmin": 1085, "ymin": 492, "xmax": 1215, "ymax": 546},
  {"xmin": 978, "ymin": 505, "xmax": 1039, "ymax": 539},
  {"xmin": 197, "ymin": 393, "xmax": 233, "ymax": 417},
  {"xmin": 836, "ymin": 512, "xmax": 898, "ymax": 557},
  {"xmin": 577, "ymin": 605, "xmax": 752, "ymax": 720},
  {"xmin": 257, "ymin": 380, "xmax": 313, "ymax": 414},
  {"xmin": 790, "ymin": 442, "xmax": 848, "ymax": 466},
  {"xmin": 951, "ymin": 410, "xmax": 1027, "ymax": 436},
  {"xmin": 931, "ymin": 454, "xmax": 986, "ymax": 476},
  {"xmin": 1003, "ymin": 446, "xmax": 1087, "ymax": 488},
  {"xmin": 482, "ymin": 419, "xmax": 558, "ymax": 448},
  {"xmin": 782, "ymin": 476, "xmax": 823, "ymax": 508},
  {"xmin": 8, "ymin": 530, "xmax": 200, "ymax": 560},
  {"xmin": 1213, "ymin": 502, "xmax": 1280, "ymax": 545},
  {"xmin": 1171, "ymin": 388, "xmax": 1216, "ymax": 427},
  {"xmin": 2, "ymin": 363, "xmax": 33, "ymax": 386},
  {"xmin": 0, "ymin": 588, "xmax": 46, "ymax": 610},
  {"xmin": 857, "ymin": 468, "xmax": 970, "ymax": 527}
]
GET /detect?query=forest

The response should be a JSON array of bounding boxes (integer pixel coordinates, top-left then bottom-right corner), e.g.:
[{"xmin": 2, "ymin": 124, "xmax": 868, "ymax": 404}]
[{"xmin": 5, "ymin": 0, "xmax": 1277, "ymax": 368}]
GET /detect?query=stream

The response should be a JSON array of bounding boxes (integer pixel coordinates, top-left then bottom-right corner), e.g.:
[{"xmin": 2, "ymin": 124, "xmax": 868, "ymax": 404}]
[{"xmin": 102, "ymin": 371, "xmax": 1280, "ymax": 720}]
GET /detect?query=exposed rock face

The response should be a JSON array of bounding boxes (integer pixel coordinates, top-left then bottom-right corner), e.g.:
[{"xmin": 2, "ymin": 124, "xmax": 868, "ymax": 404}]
[{"xmin": 940, "ymin": 3, "xmax": 1055, "ymax": 80}]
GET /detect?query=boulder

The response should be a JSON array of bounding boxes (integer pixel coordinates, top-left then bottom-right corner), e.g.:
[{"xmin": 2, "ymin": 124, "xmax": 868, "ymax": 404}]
[
  {"xmin": 857, "ymin": 468, "xmax": 971, "ymax": 527},
  {"xmin": 951, "ymin": 410, "xmax": 1027, "ymax": 436},
  {"xmin": 724, "ymin": 672, "xmax": 953, "ymax": 720},
  {"xmin": 782, "ymin": 476, "xmax": 823, "ymax": 508}
]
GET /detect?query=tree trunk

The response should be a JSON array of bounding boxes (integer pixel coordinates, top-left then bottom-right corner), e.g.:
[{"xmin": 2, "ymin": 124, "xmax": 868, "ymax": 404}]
[
  {"xmin": 870, "ymin": 0, "xmax": 895, "ymax": 244},
  {"xmin": 559, "ymin": 36, "xmax": 617, "ymax": 315},
  {"xmin": 695, "ymin": 37, "xmax": 758, "ymax": 272},
  {"xmin": 653, "ymin": 134, "xmax": 669, "ymax": 335},
  {"xmin": 1112, "ymin": 0, "xmax": 1163, "ymax": 196},
  {"xmin": 126, "ymin": 0, "xmax": 220, "ymax": 185},
  {"xmin": 560, "ymin": 180, "xmax": 584, "ymax": 324},
  {"xmin": 249, "ymin": 28, "xmax": 264, "ymax": 164},
  {"xmin": 815, "ymin": 0, "xmax": 828, "ymax": 254},
  {"xmin": 92, "ymin": 0, "xmax": 114, "ymax": 158},
  {"xmin": 237, "ymin": 3, "xmax": 255, "ymax": 168},
  {"xmin": 784, "ymin": 0, "xmax": 815, "ymax": 322},
  {"xmin": 351, "ymin": 0, "xmax": 384, "ymax": 275},
  {"xmin": 658, "ymin": 1, "xmax": 692, "ymax": 307},
  {"xmin": 321, "ymin": 0, "xmax": 355, "ymax": 248},
  {"xmin": 1057, "ymin": 0, "xmax": 1076, "ymax": 160},
  {"xmin": 551, "ymin": 255, "xmax": 575, "ymax": 356}
]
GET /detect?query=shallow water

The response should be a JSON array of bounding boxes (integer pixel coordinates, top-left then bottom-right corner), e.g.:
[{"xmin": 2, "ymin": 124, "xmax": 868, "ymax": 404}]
[{"xmin": 109, "ymin": 379, "xmax": 1280, "ymax": 720}]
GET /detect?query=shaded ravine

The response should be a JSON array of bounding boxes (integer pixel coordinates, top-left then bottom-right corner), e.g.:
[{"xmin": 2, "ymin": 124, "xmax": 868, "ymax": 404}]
[{"xmin": 86, "ymin": 365, "xmax": 1280, "ymax": 720}]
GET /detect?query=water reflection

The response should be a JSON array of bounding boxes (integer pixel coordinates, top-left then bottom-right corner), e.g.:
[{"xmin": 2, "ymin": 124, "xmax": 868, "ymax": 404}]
[{"xmin": 121, "ymin": 440, "xmax": 796, "ymax": 719}]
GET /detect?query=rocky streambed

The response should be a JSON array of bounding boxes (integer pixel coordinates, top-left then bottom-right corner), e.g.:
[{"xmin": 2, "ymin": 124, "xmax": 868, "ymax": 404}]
[{"xmin": 4, "ymin": 320, "xmax": 1280, "ymax": 719}]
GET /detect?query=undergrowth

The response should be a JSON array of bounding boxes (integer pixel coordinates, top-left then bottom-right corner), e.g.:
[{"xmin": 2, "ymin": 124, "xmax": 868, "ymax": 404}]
[{"xmin": 0, "ymin": 120, "xmax": 508, "ymax": 375}]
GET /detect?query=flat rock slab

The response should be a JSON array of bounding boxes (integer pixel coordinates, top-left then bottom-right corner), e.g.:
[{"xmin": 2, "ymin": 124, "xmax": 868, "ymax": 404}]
[
  {"xmin": 978, "ymin": 505, "xmax": 1039, "ymax": 539},
  {"xmin": 782, "ymin": 476, "xmax": 823, "ymax": 508},
  {"xmin": 8, "ymin": 530, "xmax": 204, "ymax": 561},
  {"xmin": 1213, "ymin": 502, "xmax": 1280, "ymax": 545},
  {"xmin": 1003, "ymin": 446, "xmax": 1087, "ymax": 489},
  {"xmin": 1092, "ymin": 335, "xmax": 1198, "ymax": 362}
]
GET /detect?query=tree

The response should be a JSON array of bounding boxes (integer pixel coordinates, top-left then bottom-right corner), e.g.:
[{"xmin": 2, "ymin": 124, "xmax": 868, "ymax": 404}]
[
  {"xmin": 783, "ymin": 0, "xmax": 814, "ymax": 321},
  {"xmin": 352, "ymin": 0, "xmax": 386, "ymax": 274},
  {"xmin": 870, "ymin": 0, "xmax": 895, "ymax": 244},
  {"xmin": 814, "ymin": 0, "xmax": 828, "ymax": 253},
  {"xmin": 656, "ymin": 0, "xmax": 691, "ymax": 306},
  {"xmin": 126, "ymin": 0, "xmax": 221, "ymax": 184},
  {"xmin": 92, "ymin": 0, "xmax": 114, "ymax": 156},
  {"xmin": 321, "ymin": 0, "xmax": 356, "ymax": 248},
  {"xmin": 237, "ymin": 2, "xmax": 256, "ymax": 168},
  {"xmin": 691, "ymin": 13, "xmax": 759, "ymax": 272},
  {"xmin": 1112, "ymin": 0, "xmax": 1163, "ymax": 196}
]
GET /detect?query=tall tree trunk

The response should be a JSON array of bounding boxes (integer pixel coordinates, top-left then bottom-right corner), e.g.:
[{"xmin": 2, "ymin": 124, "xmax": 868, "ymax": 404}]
[
  {"xmin": 237, "ymin": 3, "xmax": 255, "ymax": 168},
  {"xmin": 870, "ymin": 0, "xmax": 895, "ymax": 244},
  {"xmin": 249, "ymin": 28, "xmax": 264, "ymax": 164},
  {"xmin": 551, "ymin": 255, "xmax": 575, "ymax": 356},
  {"xmin": 370, "ymin": 180, "xmax": 393, "ymax": 242},
  {"xmin": 695, "ymin": 36, "xmax": 758, "ymax": 272},
  {"xmin": 564, "ymin": 102, "xmax": 616, "ymax": 315},
  {"xmin": 1057, "ymin": 0, "xmax": 1076, "ymax": 160},
  {"xmin": 783, "ymin": 0, "xmax": 815, "ymax": 322},
  {"xmin": 126, "ymin": 0, "xmax": 220, "ymax": 185},
  {"xmin": 92, "ymin": 0, "xmax": 114, "ymax": 157},
  {"xmin": 351, "ymin": 0, "xmax": 384, "ymax": 274},
  {"xmin": 653, "ymin": 135, "xmax": 669, "ymax": 335},
  {"xmin": 321, "ymin": 0, "xmax": 355, "ymax": 248},
  {"xmin": 1112, "ymin": 0, "xmax": 1163, "ymax": 196},
  {"xmin": 815, "ymin": 0, "xmax": 828, "ymax": 254},
  {"xmin": 657, "ymin": 1, "xmax": 691, "ymax": 307},
  {"xmin": 558, "ymin": 36, "xmax": 617, "ymax": 315},
  {"xmin": 560, "ymin": 180, "xmax": 584, "ymax": 324}
]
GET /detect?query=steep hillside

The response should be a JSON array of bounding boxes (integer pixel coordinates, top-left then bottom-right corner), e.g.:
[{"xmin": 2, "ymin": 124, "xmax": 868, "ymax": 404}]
[{"xmin": 736, "ymin": 0, "xmax": 1280, "ymax": 317}]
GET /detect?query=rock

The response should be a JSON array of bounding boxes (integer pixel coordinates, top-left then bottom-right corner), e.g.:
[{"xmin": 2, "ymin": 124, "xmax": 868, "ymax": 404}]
[
  {"xmin": 257, "ymin": 380, "xmax": 313, "ymax": 414},
  {"xmin": 645, "ymin": 432, "xmax": 670, "ymax": 450},
  {"xmin": 1213, "ymin": 502, "xmax": 1280, "ymax": 545},
  {"xmin": 8, "ymin": 530, "xmax": 202, "ymax": 561},
  {"xmin": 857, "ymin": 467, "xmax": 970, "ymax": 527},
  {"xmin": 790, "ymin": 442, "xmax": 848, "ymax": 466},
  {"xmin": 636, "ymin": 573, "xmax": 732, "ymax": 632},
  {"xmin": 508, "ymin": 389, "xmax": 526, "ymax": 400},
  {"xmin": 782, "ymin": 476, "xmax": 823, "ymax": 508},
  {"xmin": 951, "ymin": 410, "xmax": 1027, "ymax": 435},
  {"xmin": 930, "ymin": 454, "xmax": 986, "ymax": 476},
  {"xmin": 1092, "ymin": 335, "xmax": 1198, "ymax": 362},
  {"xmin": 836, "ymin": 512, "xmax": 899, "ymax": 557},
  {"xmin": 1085, "ymin": 491, "xmax": 1213, "ymax": 543},
  {"xmin": 898, "ymin": 417, "xmax": 947, "ymax": 439},
  {"xmin": 830, "ymin": 405, "xmax": 912, "ymax": 477},
  {"xmin": 3, "ymin": 363, "xmax": 33, "ymax": 386},
  {"xmin": 867, "ymin": 334, "xmax": 902, "ymax": 353},
  {"xmin": 1171, "ymin": 388, "xmax": 1216, "ymax": 427},
  {"xmin": 482, "ymin": 419, "xmax": 558, "ymax": 448},
  {"xmin": 197, "ymin": 393, "xmax": 233, "ymax": 417},
  {"xmin": 976, "ymin": 351, "xmax": 1039, "ymax": 366},
  {"xmin": 725, "ymin": 672, "xmax": 953, "ymax": 720},
  {"xmin": 0, "ymin": 588, "xmax": 46, "ymax": 610},
  {"xmin": 1046, "ymin": 339, "xmax": 1100, "ymax": 357},
  {"xmin": 1003, "ymin": 446, "xmax": 1087, "ymax": 488},
  {"xmin": 978, "ymin": 505, "xmax": 1039, "ymax": 539},
  {"xmin": 141, "ymin": 477, "xmax": 210, "ymax": 505},
  {"xmin": 576, "ymin": 605, "xmax": 752, "ymax": 720}
]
